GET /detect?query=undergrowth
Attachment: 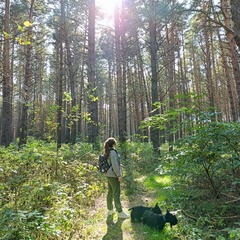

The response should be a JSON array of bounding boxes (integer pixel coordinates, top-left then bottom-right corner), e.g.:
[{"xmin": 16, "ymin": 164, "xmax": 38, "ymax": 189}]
[
  {"xmin": 0, "ymin": 139, "xmax": 103, "ymax": 239},
  {"xmin": 0, "ymin": 122, "xmax": 240, "ymax": 239}
]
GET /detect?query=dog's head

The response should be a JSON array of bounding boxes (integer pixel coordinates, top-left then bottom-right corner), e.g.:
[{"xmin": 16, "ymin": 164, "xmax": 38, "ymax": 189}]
[
  {"xmin": 152, "ymin": 203, "xmax": 162, "ymax": 214},
  {"xmin": 165, "ymin": 210, "xmax": 178, "ymax": 227}
]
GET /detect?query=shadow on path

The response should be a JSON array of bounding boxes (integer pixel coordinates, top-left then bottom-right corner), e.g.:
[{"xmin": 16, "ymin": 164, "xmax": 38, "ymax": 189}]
[{"xmin": 102, "ymin": 215, "xmax": 125, "ymax": 240}]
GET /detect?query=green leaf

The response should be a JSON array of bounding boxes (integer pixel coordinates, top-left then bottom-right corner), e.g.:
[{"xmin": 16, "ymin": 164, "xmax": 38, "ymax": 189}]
[
  {"xmin": 18, "ymin": 25, "xmax": 24, "ymax": 32},
  {"xmin": 3, "ymin": 31, "xmax": 9, "ymax": 38},
  {"xmin": 63, "ymin": 92, "xmax": 72, "ymax": 101},
  {"xmin": 24, "ymin": 21, "xmax": 33, "ymax": 27}
]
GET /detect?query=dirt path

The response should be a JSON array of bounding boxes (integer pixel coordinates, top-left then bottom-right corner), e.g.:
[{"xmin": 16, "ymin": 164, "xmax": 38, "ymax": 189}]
[
  {"xmin": 79, "ymin": 185, "xmax": 159, "ymax": 240},
  {"xmin": 71, "ymin": 171, "xmax": 181, "ymax": 240}
]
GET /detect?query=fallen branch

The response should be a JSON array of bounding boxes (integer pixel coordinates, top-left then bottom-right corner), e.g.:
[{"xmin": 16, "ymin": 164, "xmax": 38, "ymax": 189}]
[
  {"xmin": 221, "ymin": 193, "xmax": 238, "ymax": 199},
  {"xmin": 182, "ymin": 210, "xmax": 240, "ymax": 221},
  {"xmin": 213, "ymin": 215, "xmax": 240, "ymax": 220},
  {"xmin": 220, "ymin": 193, "xmax": 240, "ymax": 204},
  {"xmin": 181, "ymin": 210, "xmax": 198, "ymax": 221},
  {"xmin": 225, "ymin": 198, "xmax": 240, "ymax": 204}
]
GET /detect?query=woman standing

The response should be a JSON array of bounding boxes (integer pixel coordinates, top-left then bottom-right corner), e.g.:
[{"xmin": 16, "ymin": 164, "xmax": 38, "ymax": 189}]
[{"xmin": 104, "ymin": 137, "xmax": 129, "ymax": 218}]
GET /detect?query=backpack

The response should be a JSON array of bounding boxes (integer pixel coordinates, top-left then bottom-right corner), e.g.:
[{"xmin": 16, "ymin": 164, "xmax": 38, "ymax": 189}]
[{"xmin": 98, "ymin": 153, "xmax": 112, "ymax": 173}]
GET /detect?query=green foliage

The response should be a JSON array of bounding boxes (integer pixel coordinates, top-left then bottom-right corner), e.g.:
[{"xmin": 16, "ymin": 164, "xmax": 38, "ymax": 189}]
[
  {"xmin": 0, "ymin": 208, "xmax": 54, "ymax": 240},
  {"xmin": 117, "ymin": 141, "xmax": 158, "ymax": 195},
  {"xmin": 44, "ymin": 105, "xmax": 59, "ymax": 141},
  {"xmin": 159, "ymin": 121, "xmax": 240, "ymax": 239},
  {"xmin": 16, "ymin": 21, "xmax": 33, "ymax": 45},
  {"xmin": 0, "ymin": 136, "xmax": 239, "ymax": 239},
  {"xmin": 63, "ymin": 92, "xmax": 72, "ymax": 102},
  {"xmin": 225, "ymin": 224, "xmax": 240, "ymax": 239},
  {"xmin": 141, "ymin": 93, "xmax": 218, "ymax": 137},
  {"xmin": 121, "ymin": 122, "xmax": 239, "ymax": 239},
  {"xmin": 170, "ymin": 121, "xmax": 240, "ymax": 197},
  {"xmin": 0, "ymin": 139, "xmax": 104, "ymax": 239}
]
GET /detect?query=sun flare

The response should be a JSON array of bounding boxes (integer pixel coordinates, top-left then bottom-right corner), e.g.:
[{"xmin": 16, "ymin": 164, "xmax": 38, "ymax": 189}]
[{"xmin": 96, "ymin": 0, "xmax": 121, "ymax": 15}]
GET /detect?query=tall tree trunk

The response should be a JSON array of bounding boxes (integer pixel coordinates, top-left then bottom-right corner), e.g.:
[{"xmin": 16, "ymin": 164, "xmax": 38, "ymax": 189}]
[
  {"xmin": 210, "ymin": 24, "xmax": 220, "ymax": 120},
  {"xmin": 230, "ymin": 0, "xmax": 240, "ymax": 50},
  {"xmin": 114, "ymin": 3, "xmax": 125, "ymax": 142},
  {"xmin": 63, "ymin": 1, "xmax": 77, "ymax": 144},
  {"xmin": 222, "ymin": 0, "xmax": 240, "ymax": 119},
  {"xmin": 10, "ymin": 41, "xmax": 15, "ymax": 139},
  {"xmin": 78, "ymin": 26, "xmax": 87, "ymax": 140},
  {"xmin": 176, "ymin": 34, "xmax": 188, "ymax": 139},
  {"xmin": 39, "ymin": 56, "xmax": 44, "ymax": 137},
  {"xmin": 107, "ymin": 60, "xmax": 114, "ymax": 137},
  {"xmin": 149, "ymin": 0, "xmax": 160, "ymax": 152},
  {"xmin": 57, "ymin": 0, "xmax": 64, "ymax": 150},
  {"xmin": 212, "ymin": 2, "xmax": 237, "ymax": 121},
  {"xmin": 203, "ymin": 24, "xmax": 215, "ymax": 117},
  {"xmin": 19, "ymin": 0, "xmax": 35, "ymax": 147},
  {"xmin": 167, "ymin": 0, "xmax": 176, "ymax": 151},
  {"xmin": 120, "ymin": 1, "xmax": 127, "ymax": 143},
  {"xmin": 135, "ymin": 30, "xmax": 150, "ymax": 141},
  {"xmin": 1, "ymin": 0, "xmax": 13, "ymax": 146},
  {"xmin": 87, "ymin": 0, "xmax": 98, "ymax": 146}
]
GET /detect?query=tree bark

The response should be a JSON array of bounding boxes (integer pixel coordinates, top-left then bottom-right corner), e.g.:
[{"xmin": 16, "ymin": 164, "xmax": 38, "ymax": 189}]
[
  {"xmin": 149, "ymin": 0, "xmax": 160, "ymax": 152},
  {"xmin": 114, "ymin": 3, "xmax": 126, "ymax": 142},
  {"xmin": 63, "ymin": 1, "xmax": 77, "ymax": 144},
  {"xmin": 213, "ymin": 3, "xmax": 237, "ymax": 121},
  {"xmin": 1, "ymin": 0, "xmax": 13, "ymax": 147},
  {"xmin": 222, "ymin": 0, "xmax": 240, "ymax": 119},
  {"xmin": 87, "ymin": 0, "xmax": 98, "ymax": 146},
  {"xmin": 167, "ymin": 0, "xmax": 176, "ymax": 151},
  {"xmin": 120, "ymin": 1, "xmax": 127, "ymax": 143},
  {"xmin": 56, "ymin": 0, "xmax": 64, "ymax": 150},
  {"xmin": 203, "ymin": 24, "xmax": 215, "ymax": 116},
  {"xmin": 19, "ymin": 0, "xmax": 35, "ymax": 147},
  {"xmin": 230, "ymin": 0, "xmax": 240, "ymax": 50}
]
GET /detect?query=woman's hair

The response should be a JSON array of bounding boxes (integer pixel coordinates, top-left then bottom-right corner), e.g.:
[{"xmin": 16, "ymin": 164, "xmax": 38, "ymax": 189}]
[{"xmin": 103, "ymin": 137, "xmax": 117, "ymax": 158}]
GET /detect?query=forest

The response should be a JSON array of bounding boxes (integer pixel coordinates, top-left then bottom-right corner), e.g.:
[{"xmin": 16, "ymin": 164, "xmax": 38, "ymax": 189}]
[{"xmin": 0, "ymin": 0, "xmax": 240, "ymax": 239}]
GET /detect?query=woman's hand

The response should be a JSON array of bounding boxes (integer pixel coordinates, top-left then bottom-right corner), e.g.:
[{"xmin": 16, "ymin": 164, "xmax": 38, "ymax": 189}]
[{"xmin": 118, "ymin": 176, "xmax": 122, "ymax": 183}]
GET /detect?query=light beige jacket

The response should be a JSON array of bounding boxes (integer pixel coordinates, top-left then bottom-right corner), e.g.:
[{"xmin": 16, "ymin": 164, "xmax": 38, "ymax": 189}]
[{"xmin": 105, "ymin": 149, "xmax": 122, "ymax": 178}]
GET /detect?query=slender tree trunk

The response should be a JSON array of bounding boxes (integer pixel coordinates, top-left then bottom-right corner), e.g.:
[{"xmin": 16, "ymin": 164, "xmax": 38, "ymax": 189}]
[
  {"xmin": 203, "ymin": 24, "xmax": 215, "ymax": 117},
  {"xmin": 230, "ymin": 0, "xmax": 240, "ymax": 50},
  {"xmin": 135, "ymin": 31, "xmax": 150, "ymax": 141},
  {"xmin": 63, "ymin": 1, "xmax": 77, "ymax": 144},
  {"xmin": 78, "ymin": 25, "xmax": 87, "ymax": 139},
  {"xmin": 149, "ymin": 0, "xmax": 160, "ymax": 152},
  {"xmin": 19, "ymin": 0, "xmax": 35, "ymax": 147},
  {"xmin": 210, "ymin": 29, "xmax": 220, "ymax": 120},
  {"xmin": 11, "ymin": 41, "xmax": 15, "ymax": 139},
  {"xmin": 120, "ymin": 2, "xmax": 127, "ymax": 143},
  {"xmin": 1, "ymin": 0, "xmax": 13, "ymax": 146},
  {"xmin": 176, "ymin": 35, "xmax": 188, "ymax": 138},
  {"xmin": 213, "ymin": 3, "xmax": 237, "ymax": 121},
  {"xmin": 191, "ymin": 40, "xmax": 202, "ymax": 103},
  {"xmin": 87, "ymin": 0, "xmax": 98, "ymax": 146},
  {"xmin": 114, "ymin": 3, "xmax": 125, "ymax": 142},
  {"xmin": 222, "ymin": 0, "xmax": 240, "ymax": 119},
  {"xmin": 39, "ymin": 57, "xmax": 44, "ymax": 137},
  {"xmin": 167, "ymin": 1, "xmax": 176, "ymax": 151},
  {"xmin": 108, "ymin": 60, "xmax": 114, "ymax": 137},
  {"xmin": 57, "ymin": 0, "xmax": 64, "ymax": 150}
]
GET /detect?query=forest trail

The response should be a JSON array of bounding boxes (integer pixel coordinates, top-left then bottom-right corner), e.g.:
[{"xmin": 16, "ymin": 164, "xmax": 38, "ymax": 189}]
[
  {"xmin": 76, "ymin": 180, "xmax": 160, "ymax": 240},
  {"xmin": 79, "ymin": 191, "xmax": 159, "ymax": 240}
]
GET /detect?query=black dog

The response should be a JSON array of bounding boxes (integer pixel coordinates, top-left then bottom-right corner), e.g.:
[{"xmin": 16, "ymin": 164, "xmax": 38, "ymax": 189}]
[
  {"xmin": 142, "ymin": 209, "xmax": 178, "ymax": 231},
  {"xmin": 128, "ymin": 203, "xmax": 162, "ymax": 222}
]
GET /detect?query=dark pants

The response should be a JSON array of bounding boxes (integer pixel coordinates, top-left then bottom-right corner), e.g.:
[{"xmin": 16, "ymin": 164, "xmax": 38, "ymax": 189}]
[{"xmin": 107, "ymin": 177, "xmax": 122, "ymax": 213}]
